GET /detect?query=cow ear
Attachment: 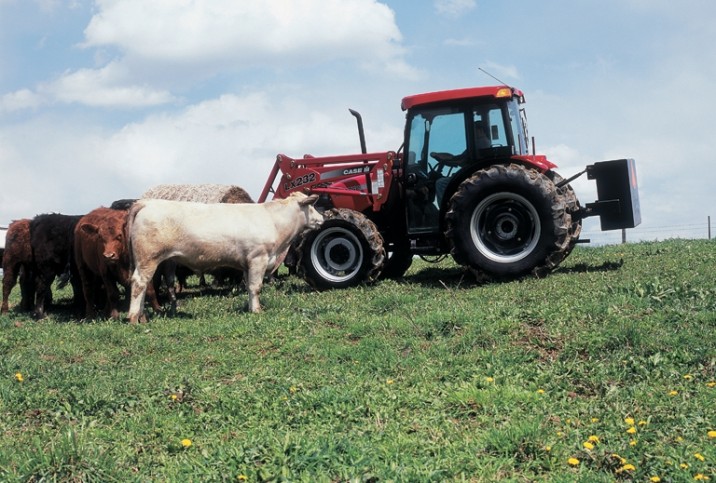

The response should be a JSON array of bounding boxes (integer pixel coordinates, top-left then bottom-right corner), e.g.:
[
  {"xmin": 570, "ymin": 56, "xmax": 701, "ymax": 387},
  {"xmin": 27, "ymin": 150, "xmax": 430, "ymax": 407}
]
[
  {"xmin": 300, "ymin": 194, "xmax": 320, "ymax": 206},
  {"xmin": 80, "ymin": 223, "xmax": 99, "ymax": 235}
]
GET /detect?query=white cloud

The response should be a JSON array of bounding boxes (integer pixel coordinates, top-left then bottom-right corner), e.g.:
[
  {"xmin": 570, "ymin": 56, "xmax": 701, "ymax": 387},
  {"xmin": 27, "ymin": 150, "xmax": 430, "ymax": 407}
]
[
  {"xmin": 0, "ymin": 89, "xmax": 44, "ymax": 112},
  {"xmin": 0, "ymin": 87, "xmax": 402, "ymax": 221},
  {"xmin": 40, "ymin": 62, "xmax": 176, "ymax": 108},
  {"xmin": 1, "ymin": 1, "xmax": 415, "ymax": 112},
  {"xmin": 434, "ymin": 0, "xmax": 475, "ymax": 17},
  {"xmin": 82, "ymin": 0, "xmax": 411, "ymax": 74},
  {"xmin": 97, "ymin": 91, "xmax": 402, "ymax": 199}
]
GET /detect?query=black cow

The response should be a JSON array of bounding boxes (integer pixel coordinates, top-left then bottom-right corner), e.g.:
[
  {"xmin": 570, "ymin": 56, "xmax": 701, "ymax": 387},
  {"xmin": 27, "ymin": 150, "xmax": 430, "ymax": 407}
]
[{"xmin": 30, "ymin": 214, "xmax": 83, "ymax": 318}]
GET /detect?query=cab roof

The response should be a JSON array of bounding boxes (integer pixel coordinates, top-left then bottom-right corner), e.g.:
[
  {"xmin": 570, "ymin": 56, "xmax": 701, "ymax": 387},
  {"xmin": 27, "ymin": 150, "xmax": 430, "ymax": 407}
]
[{"xmin": 401, "ymin": 85, "xmax": 524, "ymax": 111}]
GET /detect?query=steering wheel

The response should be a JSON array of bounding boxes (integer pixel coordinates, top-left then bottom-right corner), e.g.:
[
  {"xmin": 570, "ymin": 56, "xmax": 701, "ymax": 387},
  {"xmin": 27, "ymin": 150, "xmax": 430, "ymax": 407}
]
[{"xmin": 430, "ymin": 151, "xmax": 463, "ymax": 167}]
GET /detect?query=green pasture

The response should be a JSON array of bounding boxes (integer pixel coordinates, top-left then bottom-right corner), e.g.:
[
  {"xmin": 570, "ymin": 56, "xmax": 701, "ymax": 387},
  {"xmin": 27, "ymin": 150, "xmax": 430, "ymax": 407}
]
[{"xmin": 0, "ymin": 239, "xmax": 714, "ymax": 481}]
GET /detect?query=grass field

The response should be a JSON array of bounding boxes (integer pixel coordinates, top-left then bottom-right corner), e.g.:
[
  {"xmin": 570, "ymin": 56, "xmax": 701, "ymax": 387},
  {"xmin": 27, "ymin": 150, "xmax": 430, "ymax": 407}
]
[{"xmin": 1, "ymin": 239, "xmax": 715, "ymax": 482}]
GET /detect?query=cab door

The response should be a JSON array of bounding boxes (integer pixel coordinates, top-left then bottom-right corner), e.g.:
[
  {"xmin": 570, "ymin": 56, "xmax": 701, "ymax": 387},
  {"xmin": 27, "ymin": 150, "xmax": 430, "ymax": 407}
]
[{"xmin": 404, "ymin": 107, "xmax": 468, "ymax": 234}]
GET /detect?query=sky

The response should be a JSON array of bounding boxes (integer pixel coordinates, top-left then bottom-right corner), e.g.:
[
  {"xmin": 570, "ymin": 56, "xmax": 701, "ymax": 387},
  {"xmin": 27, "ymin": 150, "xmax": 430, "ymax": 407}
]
[{"xmin": 1, "ymin": 0, "xmax": 714, "ymax": 245}]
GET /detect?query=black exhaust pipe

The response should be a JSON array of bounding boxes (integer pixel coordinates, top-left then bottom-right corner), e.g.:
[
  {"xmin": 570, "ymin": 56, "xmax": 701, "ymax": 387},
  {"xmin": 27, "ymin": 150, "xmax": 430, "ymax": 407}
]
[{"xmin": 349, "ymin": 109, "xmax": 367, "ymax": 154}]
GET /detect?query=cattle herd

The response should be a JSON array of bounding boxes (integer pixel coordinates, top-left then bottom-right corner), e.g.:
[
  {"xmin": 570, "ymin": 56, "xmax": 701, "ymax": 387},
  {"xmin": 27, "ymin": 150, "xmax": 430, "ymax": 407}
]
[{"xmin": 0, "ymin": 184, "xmax": 323, "ymax": 322}]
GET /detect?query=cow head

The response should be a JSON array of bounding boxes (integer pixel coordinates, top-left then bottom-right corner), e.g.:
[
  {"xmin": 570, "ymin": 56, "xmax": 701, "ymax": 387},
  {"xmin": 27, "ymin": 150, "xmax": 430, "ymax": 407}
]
[
  {"xmin": 80, "ymin": 222, "xmax": 126, "ymax": 264},
  {"xmin": 297, "ymin": 194, "xmax": 324, "ymax": 230}
]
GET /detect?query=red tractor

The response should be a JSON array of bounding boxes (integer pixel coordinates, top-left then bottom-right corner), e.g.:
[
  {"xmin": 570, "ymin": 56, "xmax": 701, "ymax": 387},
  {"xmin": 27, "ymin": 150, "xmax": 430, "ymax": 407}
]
[{"xmin": 259, "ymin": 85, "xmax": 640, "ymax": 289}]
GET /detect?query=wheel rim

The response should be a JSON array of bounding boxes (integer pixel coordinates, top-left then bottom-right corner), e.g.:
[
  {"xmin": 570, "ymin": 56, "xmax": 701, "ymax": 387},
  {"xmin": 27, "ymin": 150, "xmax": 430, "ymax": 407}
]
[
  {"xmin": 310, "ymin": 226, "xmax": 364, "ymax": 283},
  {"xmin": 470, "ymin": 192, "xmax": 541, "ymax": 263}
]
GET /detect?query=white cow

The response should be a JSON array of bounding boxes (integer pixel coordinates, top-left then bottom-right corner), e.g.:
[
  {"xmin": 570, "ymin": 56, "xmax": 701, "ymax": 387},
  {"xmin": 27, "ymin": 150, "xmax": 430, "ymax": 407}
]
[{"xmin": 127, "ymin": 192, "xmax": 323, "ymax": 322}]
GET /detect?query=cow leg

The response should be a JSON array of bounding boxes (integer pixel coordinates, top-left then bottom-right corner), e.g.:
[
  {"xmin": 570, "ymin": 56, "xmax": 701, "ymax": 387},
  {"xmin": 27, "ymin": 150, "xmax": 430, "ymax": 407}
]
[
  {"xmin": 32, "ymin": 268, "xmax": 54, "ymax": 319},
  {"xmin": 19, "ymin": 265, "xmax": 35, "ymax": 311},
  {"xmin": 1, "ymin": 263, "xmax": 18, "ymax": 314},
  {"xmin": 128, "ymin": 263, "xmax": 158, "ymax": 324},
  {"xmin": 101, "ymin": 272, "xmax": 122, "ymax": 320},
  {"xmin": 246, "ymin": 257, "xmax": 269, "ymax": 313},
  {"xmin": 78, "ymin": 265, "xmax": 98, "ymax": 319},
  {"xmin": 145, "ymin": 280, "xmax": 162, "ymax": 313},
  {"xmin": 158, "ymin": 260, "xmax": 177, "ymax": 316}
]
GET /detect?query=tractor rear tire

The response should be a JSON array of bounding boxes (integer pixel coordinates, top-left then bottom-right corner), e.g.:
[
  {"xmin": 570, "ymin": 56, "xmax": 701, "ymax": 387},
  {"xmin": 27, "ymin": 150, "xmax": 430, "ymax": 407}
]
[
  {"xmin": 298, "ymin": 208, "xmax": 385, "ymax": 290},
  {"xmin": 549, "ymin": 171, "xmax": 582, "ymax": 260},
  {"xmin": 445, "ymin": 164, "xmax": 571, "ymax": 280}
]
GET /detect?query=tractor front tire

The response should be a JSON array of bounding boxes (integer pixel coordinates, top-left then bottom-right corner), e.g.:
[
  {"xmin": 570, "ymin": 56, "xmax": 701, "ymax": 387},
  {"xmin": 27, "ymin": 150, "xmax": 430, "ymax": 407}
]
[
  {"xmin": 298, "ymin": 208, "xmax": 385, "ymax": 290},
  {"xmin": 445, "ymin": 164, "xmax": 571, "ymax": 280}
]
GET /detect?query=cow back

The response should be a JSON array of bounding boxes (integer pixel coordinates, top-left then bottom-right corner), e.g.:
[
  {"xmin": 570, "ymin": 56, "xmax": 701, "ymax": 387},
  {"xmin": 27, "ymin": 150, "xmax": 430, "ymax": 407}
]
[
  {"xmin": 2, "ymin": 219, "xmax": 32, "ymax": 271},
  {"xmin": 31, "ymin": 214, "xmax": 83, "ymax": 269}
]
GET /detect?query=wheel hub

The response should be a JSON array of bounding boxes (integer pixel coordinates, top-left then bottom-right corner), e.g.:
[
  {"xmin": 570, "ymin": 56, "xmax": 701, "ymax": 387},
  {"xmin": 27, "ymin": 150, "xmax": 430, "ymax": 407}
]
[
  {"xmin": 471, "ymin": 192, "xmax": 541, "ymax": 263},
  {"xmin": 323, "ymin": 238, "xmax": 356, "ymax": 272},
  {"xmin": 493, "ymin": 212, "xmax": 519, "ymax": 240}
]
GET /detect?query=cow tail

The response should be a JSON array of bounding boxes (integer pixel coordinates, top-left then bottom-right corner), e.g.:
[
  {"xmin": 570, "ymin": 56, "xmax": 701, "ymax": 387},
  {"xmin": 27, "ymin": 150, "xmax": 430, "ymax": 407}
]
[{"xmin": 126, "ymin": 201, "xmax": 144, "ymax": 278}]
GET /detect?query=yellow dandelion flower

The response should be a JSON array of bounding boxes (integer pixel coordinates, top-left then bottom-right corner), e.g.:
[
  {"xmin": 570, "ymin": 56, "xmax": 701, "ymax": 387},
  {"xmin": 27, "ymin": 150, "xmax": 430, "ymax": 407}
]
[
  {"xmin": 694, "ymin": 474, "xmax": 710, "ymax": 481},
  {"xmin": 289, "ymin": 386, "xmax": 297, "ymax": 394},
  {"xmin": 639, "ymin": 420, "xmax": 647, "ymax": 426},
  {"xmin": 237, "ymin": 476, "xmax": 248, "ymax": 481},
  {"xmin": 708, "ymin": 430, "xmax": 716, "ymax": 439},
  {"xmin": 583, "ymin": 441, "xmax": 595, "ymax": 450},
  {"xmin": 587, "ymin": 435, "xmax": 600, "ymax": 443},
  {"xmin": 544, "ymin": 445, "xmax": 552, "ymax": 452},
  {"xmin": 386, "ymin": 378, "xmax": 394, "ymax": 385},
  {"xmin": 627, "ymin": 426, "xmax": 637, "ymax": 434},
  {"xmin": 624, "ymin": 417, "xmax": 635, "ymax": 425},
  {"xmin": 694, "ymin": 453, "xmax": 705, "ymax": 462},
  {"xmin": 537, "ymin": 389, "xmax": 545, "ymax": 394},
  {"xmin": 181, "ymin": 439, "xmax": 192, "ymax": 448},
  {"xmin": 567, "ymin": 457, "xmax": 580, "ymax": 466},
  {"xmin": 669, "ymin": 390, "xmax": 678, "ymax": 396},
  {"xmin": 620, "ymin": 464, "xmax": 636, "ymax": 472},
  {"xmin": 650, "ymin": 477, "xmax": 661, "ymax": 482},
  {"xmin": 591, "ymin": 417, "xmax": 599, "ymax": 423},
  {"xmin": 684, "ymin": 374, "xmax": 693, "ymax": 380},
  {"xmin": 630, "ymin": 439, "xmax": 638, "ymax": 446},
  {"xmin": 707, "ymin": 381, "xmax": 716, "ymax": 388},
  {"xmin": 485, "ymin": 376, "xmax": 494, "ymax": 383},
  {"xmin": 611, "ymin": 453, "xmax": 627, "ymax": 465},
  {"xmin": 14, "ymin": 373, "xmax": 23, "ymax": 382},
  {"xmin": 170, "ymin": 394, "xmax": 178, "ymax": 401},
  {"xmin": 677, "ymin": 436, "xmax": 684, "ymax": 442},
  {"xmin": 680, "ymin": 463, "xmax": 689, "ymax": 470}
]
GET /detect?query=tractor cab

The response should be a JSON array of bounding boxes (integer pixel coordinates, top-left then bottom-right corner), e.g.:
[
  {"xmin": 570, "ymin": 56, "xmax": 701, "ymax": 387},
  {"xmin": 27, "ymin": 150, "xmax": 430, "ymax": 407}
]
[{"xmin": 402, "ymin": 86, "xmax": 529, "ymax": 248}]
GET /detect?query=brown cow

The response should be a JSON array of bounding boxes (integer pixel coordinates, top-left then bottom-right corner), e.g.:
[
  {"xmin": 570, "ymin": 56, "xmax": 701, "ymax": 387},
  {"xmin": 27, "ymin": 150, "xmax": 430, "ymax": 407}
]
[
  {"xmin": 1, "ymin": 219, "xmax": 36, "ymax": 314},
  {"xmin": 74, "ymin": 207, "xmax": 162, "ymax": 319}
]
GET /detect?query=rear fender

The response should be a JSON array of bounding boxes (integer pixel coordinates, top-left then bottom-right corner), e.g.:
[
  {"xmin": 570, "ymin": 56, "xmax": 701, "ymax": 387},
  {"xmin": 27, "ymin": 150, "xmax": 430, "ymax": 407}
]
[{"xmin": 511, "ymin": 154, "xmax": 558, "ymax": 172}]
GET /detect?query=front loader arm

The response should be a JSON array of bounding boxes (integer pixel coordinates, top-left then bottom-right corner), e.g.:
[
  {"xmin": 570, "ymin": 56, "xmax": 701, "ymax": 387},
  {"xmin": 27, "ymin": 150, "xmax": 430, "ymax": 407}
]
[{"xmin": 259, "ymin": 151, "xmax": 396, "ymax": 212}]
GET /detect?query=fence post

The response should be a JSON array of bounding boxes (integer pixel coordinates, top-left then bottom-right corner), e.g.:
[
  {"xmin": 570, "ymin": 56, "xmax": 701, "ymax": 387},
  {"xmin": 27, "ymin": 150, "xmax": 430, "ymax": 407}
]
[
  {"xmin": 709, "ymin": 216, "xmax": 712, "ymax": 240},
  {"xmin": 622, "ymin": 228, "xmax": 626, "ymax": 244}
]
